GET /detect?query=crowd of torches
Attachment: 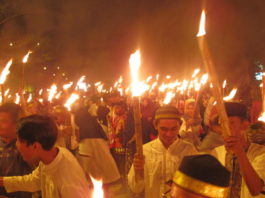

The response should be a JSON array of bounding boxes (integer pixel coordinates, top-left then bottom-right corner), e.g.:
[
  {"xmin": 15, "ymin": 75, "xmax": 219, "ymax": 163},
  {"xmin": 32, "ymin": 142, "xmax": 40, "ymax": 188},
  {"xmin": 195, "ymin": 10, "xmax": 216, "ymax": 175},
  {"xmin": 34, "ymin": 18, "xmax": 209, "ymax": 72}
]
[{"xmin": 1, "ymin": 8, "xmax": 262, "ymax": 197}]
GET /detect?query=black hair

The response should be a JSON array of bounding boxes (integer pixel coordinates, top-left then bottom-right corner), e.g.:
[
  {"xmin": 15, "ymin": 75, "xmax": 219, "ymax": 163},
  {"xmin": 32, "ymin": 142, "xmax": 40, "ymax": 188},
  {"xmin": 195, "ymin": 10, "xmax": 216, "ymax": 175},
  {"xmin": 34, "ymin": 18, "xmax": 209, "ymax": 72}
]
[
  {"xmin": 0, "ymin": 102, "xmax": 22, "ymax": 123},
  {"xmin": 17, "ymin": 115, "xmax": 58, "ymax": 150}
]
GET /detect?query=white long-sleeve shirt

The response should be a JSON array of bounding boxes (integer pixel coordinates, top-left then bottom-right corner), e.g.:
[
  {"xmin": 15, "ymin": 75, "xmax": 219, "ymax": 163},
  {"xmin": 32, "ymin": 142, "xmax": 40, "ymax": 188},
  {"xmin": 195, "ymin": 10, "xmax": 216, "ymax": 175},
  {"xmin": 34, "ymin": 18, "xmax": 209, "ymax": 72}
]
[
  {"xmin": 128, "ymin": 138, "xmax": 197, "ymax": 198},
  {"xmin": 3, "ymin": 147, "xmax": 90, "ymax": 198},
  {"xmin": 215, "ymin": 143, "xmax": 265, "ymax": 198}
]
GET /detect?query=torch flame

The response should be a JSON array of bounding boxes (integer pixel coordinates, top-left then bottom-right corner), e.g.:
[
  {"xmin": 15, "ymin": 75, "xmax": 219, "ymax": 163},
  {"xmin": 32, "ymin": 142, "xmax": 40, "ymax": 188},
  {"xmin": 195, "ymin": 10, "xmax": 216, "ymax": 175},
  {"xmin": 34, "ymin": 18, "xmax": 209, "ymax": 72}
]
[
  {"xmin": 222, "ymin": 80, "xmax": 227, "ymax": 89},
  {"xmin": 200, "ymin": 74, "xmax": 208, "ymax": 85},
  {"xmin": 64, "ymin": 93, "xmax": 79, "ymax": 111},
  {"xmin": 27, "ymin": 93, "xmax": 32, "ymax": 103},
  {"xmin": 129, "ymin": 50, "xmax": 142, "ymax": 96},
  {"xmin": 63, "ymin": 82, "xmax": 73, "ymax": 90},
  {"xmin": 192, "ymin": 68, "xmax": 200, "ymax": 78},
  {"xmin": 223, "ymin": 88, "xmax": 237, "ymax": 101},
  {"xmin": 76, "ymin": 76, "xmax": 88, "ymax": 92},
  {"xmin": 15, "ymin": 93, "xmax": 20, "ymax": 104},
  {"xmin": 197, "ymin": 10, "xmax": 206, "ymax": 37},
  {"xmin": 22, "ymin": 50, "xmax": 33, "ymax": 63},
  {"xmin": 39, "ymin": 89, "xmax": 43, "ymax": 95},
  {"xmin": 163, "ymin": 91, "xmax": 175, "ymax": 105},
  {"xmin": 48, "ymin": 84, "xmax": 57, "ymax": 102},
  {"xmin": 0, "ymin": 59, "xmax": 13, "ymax": 84},
  {"xmin": 156, "ymin": 74, "xmax": 160, "ymax": 81},
  {"xmin": 258, "ymin": 112, "xmax": 265, "ymax": 122},
  {"xmin": 55, "ymin": 91, "xmax": 62, "ymax": 99},
  {"xmin": 145, "ymin": 75, "xmax": 152, "ymax": 83},
  {"xmin": 91, "ymin": 177, "xmax": 104, "ymax": 198},
  {"xmin": 4, "ymin": 89, "xmax": 9, "ymax": 97}
]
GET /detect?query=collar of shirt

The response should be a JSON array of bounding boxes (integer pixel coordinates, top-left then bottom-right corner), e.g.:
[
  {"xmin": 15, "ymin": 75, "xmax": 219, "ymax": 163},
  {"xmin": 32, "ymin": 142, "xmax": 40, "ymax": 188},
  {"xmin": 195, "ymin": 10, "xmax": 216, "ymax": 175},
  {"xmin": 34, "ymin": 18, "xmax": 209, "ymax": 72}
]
[
  {"xmin": 41, "ymin": 147, "xmax": 62, "ymax": 174},
  {"xmin": 151, "ymin": 138, "xmax": 180, "ymax": 153}
]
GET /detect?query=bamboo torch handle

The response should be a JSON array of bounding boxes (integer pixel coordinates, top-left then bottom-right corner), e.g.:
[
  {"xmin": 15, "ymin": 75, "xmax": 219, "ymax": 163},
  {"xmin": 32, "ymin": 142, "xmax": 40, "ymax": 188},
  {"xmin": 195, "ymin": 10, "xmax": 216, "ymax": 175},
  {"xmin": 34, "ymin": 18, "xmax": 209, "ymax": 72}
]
[
  {"xmin": 132, "ymin": 96, "xmax": 144, "ymax": 181},
  {"xmin": 197, "ymin": 37, "xmax": 231, "ymax": 138}
]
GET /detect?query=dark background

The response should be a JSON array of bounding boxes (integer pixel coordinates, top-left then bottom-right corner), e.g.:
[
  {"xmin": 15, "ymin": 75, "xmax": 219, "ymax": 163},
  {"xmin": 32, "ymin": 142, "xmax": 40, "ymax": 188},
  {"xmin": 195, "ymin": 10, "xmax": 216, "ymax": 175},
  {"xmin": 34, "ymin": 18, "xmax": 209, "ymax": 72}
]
[{"xmin": 0, "ymin": 0, "xmax": 264, "ymax": 91}]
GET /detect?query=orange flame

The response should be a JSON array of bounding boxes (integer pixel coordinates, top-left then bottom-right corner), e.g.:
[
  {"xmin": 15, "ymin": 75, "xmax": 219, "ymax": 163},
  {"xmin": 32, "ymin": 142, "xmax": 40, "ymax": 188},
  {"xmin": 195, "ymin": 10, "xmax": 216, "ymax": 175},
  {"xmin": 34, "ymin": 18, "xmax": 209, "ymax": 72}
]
[
  {"xmin": 0, "ymin": 59, "xmax": 13, "ymax": 84},
  {"xmin": 222, "ymin": 80, "xmax": 227, "ymax": 89},
  {"xmin": 39, "ymin": 89, "xmax": 43, "ymax": 95},
  {"xmin": 145, "ymin": 75, "xmax": 152, "ymax": 83},
  {"xmin": 22, "ymin": 50, "xmax": 33, "ymax": 63},
  {"xmin": 91, "ymin": 177, "xmax": 104, "ymax": 198},
  {"xmin": 129, "ymin": 50, "xmax": 142, "ymax": 96},
  {"xmin": 64, "ymin": 93, "xmax": 79, "ymax": 111},
  {"xmin": 200, "ymin": 74, "xmax": 208, "ymax": 85},
  {"xmin": 27, "ymin": 93, "xmax": 32, "ymax": 103},
  {"xmin": 63, "ymin": 82, "xmax": 73, "ymax": 90},
  {"xmin": 163, "ymin": 91, "xmax": 175, "ymax": 105},
  {"xmin": 55, "ymin": 91, "xmax": 62, "ymax": 99},
  {"xmin": 4, "ymin": 89, "xmax": 9, "ymax": 97},
  {"xmin": 15, "ymin": 93, "xmax": 20, "ymax": 104},
  {"xmin": 48, "ymin": 84, "xmax": 57, "ymax": 102},
  {"xmin": 223, "ymin": 88, "xmax": 237, "ymax": 101},
  {"xmin": 76, "ymin": 76, "xmax": 88, "ymax": 92},
  {"xmin": 197, "ymin": 10, "xmax": 206, "ymax": 37},
  {"xmin": 192, "ymin": 68, "xmax": 200, "ymax": 78},
  {"xmin": 258, "ymin": 112, "xmax": 265, "ymax": 122}
]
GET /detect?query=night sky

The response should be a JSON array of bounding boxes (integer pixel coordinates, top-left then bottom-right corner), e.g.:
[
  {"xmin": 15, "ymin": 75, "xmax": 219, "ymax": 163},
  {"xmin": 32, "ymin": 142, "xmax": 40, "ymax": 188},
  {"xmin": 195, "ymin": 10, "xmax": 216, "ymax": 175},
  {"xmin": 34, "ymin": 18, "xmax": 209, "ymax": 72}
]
[{"xmin": 0, "ymin": 0, "xmax": 265, "ymax": 89}]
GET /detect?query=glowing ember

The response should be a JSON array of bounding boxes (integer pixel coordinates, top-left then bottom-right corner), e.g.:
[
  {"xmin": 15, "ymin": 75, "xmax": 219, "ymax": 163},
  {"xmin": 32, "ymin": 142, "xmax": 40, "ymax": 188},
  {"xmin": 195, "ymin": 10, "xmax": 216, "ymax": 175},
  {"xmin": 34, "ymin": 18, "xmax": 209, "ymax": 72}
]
[
  {"xmin": 22, "ymin": 50, "xmax": 33, "ymax": 63},
  {"xmin": 91, "ymin": 177, "xmax": 104, "ymax": 198},
  {"xmin": 223, "ymin": 88, "xmax": 237, "ymax": 101},
  {"xmin": 0, "ymin": 59, "xmax": 13, "ymax": 84},
  {"xmin": 129, "ymin": 50, "xmax": 142, "ymax": 97},
  {"xmin": 163, "ymin": 91, "xmax": 175, "ymax": 105},
  {"xmin": 192, "ymin": 68, "xmax": 200, "ymax": 78},
  {"xmin": 197, "ymin": 10, "xmax": 206, "ymax": 37},
  {"xmin": 48, "ymin": 84, "xmax": 57, "ymax": 102},
  {"xmin": 64, "ymin": 93, "xmax": 79, "ymax": 111}
]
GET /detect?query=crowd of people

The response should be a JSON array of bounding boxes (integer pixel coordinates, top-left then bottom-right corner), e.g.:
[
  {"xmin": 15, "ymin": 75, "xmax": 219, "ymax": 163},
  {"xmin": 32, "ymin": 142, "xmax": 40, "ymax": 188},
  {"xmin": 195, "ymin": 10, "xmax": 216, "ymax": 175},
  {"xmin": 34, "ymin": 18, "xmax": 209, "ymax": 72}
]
[{"xmin": 0, "ymin": 86, "xmax": 264, "ymax": 198}]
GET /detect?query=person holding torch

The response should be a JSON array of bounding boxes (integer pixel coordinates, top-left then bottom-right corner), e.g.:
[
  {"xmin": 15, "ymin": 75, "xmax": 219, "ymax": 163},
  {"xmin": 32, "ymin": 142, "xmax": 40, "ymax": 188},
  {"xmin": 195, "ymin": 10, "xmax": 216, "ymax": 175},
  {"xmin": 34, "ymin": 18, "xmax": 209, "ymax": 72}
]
[{"xmin": 128, "ymin": 105, "xmax": 197, "ymax": 198}]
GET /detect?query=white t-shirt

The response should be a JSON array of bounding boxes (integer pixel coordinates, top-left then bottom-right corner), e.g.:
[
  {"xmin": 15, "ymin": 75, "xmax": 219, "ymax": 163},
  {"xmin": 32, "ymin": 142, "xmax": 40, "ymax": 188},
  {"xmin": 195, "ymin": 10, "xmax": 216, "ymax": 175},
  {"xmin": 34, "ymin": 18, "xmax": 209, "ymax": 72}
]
[{"xmin": 3, "ymin": 147, "xmax": 90, "ymax": 198}]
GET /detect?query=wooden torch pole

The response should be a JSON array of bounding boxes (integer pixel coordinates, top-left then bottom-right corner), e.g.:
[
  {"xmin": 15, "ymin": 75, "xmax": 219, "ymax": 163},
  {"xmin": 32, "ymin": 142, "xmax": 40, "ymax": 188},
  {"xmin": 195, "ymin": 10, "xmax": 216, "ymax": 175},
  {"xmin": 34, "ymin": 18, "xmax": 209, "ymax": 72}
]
[{"xmin": 197, "ymin": 10, "xmax": 231, "ymax": 138}]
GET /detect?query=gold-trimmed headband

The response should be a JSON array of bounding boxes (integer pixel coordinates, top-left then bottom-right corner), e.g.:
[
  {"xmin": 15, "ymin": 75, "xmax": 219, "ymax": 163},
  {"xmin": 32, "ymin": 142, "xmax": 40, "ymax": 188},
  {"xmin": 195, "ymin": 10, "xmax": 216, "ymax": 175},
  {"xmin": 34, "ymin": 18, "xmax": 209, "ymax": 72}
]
[{"xmin": 173, "ymin": 171, "xmax": 229, "ymax": 198}]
